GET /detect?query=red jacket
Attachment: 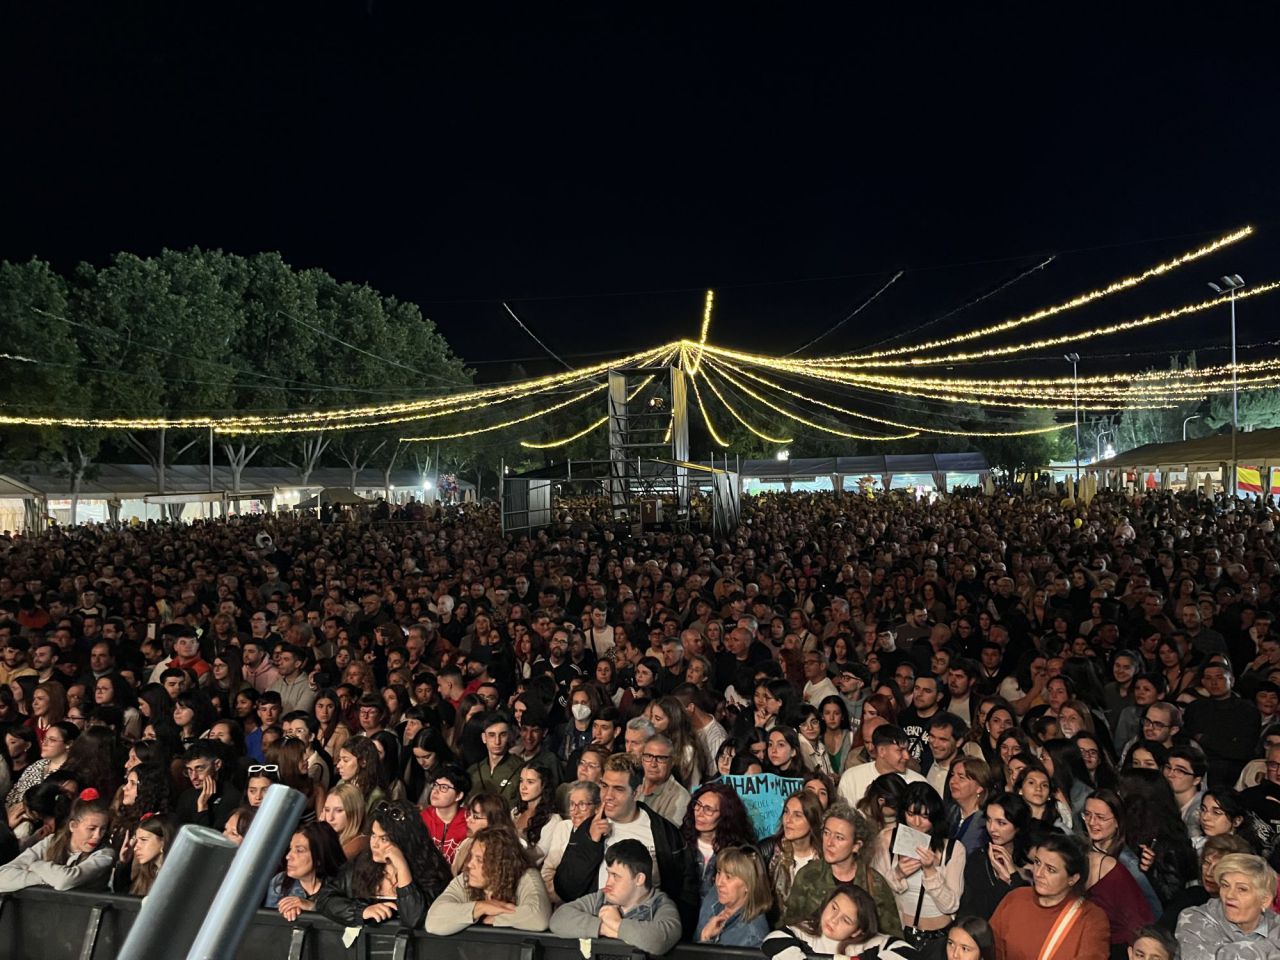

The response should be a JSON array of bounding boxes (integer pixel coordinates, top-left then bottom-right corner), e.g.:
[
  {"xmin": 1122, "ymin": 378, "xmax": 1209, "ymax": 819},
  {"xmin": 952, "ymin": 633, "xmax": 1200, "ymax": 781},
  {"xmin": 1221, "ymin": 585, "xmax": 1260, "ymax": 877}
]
[{"xmin": 420, "ymin": 807, "xmax": 468, "ymax": 864}]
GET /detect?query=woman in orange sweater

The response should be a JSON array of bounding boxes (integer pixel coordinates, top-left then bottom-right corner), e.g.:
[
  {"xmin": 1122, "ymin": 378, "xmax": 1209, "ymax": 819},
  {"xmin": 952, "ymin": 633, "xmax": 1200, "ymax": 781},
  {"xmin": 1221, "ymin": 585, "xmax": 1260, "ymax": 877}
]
[{"xmin": 990, "ymin": 833, "xmax": 1109, "ymax": 960}]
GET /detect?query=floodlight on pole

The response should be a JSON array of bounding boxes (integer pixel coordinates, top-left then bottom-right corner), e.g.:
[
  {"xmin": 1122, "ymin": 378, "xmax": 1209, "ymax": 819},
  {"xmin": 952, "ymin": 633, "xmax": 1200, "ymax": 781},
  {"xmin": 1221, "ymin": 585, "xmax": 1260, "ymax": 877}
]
[
  {"xmin": 1064, "ymin": 353, "xmax": 1081, "ymax": 481},
  {"xmin": 1208, "ymin": 274, "xmax": 1245, "ymax": 495}
]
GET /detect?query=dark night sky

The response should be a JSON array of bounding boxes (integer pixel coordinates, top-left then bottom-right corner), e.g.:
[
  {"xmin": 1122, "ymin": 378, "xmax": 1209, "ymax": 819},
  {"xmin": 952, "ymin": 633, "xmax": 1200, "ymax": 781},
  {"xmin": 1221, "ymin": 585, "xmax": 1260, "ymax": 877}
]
[{"xmin": 4, "ymin": 3, "xmax": 1280, "ymax": 384}]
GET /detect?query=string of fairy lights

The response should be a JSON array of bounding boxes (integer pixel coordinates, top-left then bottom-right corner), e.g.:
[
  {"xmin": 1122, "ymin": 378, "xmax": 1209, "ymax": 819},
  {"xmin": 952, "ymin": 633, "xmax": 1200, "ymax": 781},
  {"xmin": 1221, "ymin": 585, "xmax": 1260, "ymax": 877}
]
[{"xmin": 3, "ymin": 225, "xmax": 1278, "ymax": 451}]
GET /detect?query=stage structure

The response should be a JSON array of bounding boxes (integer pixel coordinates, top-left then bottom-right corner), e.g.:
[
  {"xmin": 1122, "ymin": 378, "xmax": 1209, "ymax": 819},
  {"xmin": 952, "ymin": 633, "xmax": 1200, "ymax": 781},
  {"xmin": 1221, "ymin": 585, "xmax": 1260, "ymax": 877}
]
[
  {"xmin": 501, "ymin": 362, "xmax": 740, "ymax": 536},
  {"xmin": 607, "ymin": 363, "xmax": 690, "ymax": 526}
]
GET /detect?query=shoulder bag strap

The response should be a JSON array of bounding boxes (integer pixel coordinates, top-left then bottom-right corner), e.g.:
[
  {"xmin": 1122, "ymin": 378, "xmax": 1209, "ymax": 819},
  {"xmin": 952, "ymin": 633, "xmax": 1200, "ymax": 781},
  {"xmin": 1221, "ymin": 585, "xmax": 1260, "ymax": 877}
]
[{"xmin": 1036, "ymin": 898, "xmax": 1085, "ymax": 960}]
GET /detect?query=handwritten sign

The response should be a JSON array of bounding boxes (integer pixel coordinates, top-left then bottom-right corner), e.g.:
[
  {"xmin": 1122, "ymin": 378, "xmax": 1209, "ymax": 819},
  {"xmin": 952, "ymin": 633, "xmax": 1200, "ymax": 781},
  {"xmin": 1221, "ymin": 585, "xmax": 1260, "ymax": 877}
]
[{"xmin": 723, "ymin": 772, "xmax": 804, "ymax": 840}]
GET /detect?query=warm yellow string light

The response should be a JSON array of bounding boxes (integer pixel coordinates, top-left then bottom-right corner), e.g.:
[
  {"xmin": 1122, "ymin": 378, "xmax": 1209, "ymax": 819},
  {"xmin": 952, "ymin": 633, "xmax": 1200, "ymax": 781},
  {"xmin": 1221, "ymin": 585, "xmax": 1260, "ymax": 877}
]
[
  {"xmin": 820, "ymin": 226, "xmax": 1253, "ymax": 361},
  {"xmin": 688, "ymin": 290, "xmax": 715, "ymax": 376},
  {"xmin": 708, "ymin": 360, "xmax": 918, "ymax": 440},
  {"xmin": 399, "ymin": 384, "xmax": 606, "ymax": 442},
  {"xmin": 686, "ymin": 346, "xmax": 730, "ymax": 447},
  {"xmin": 0, "ymin": 344, "xmax": 674, "ymax": 431},
  {"xmin": 697, "ymin": 364, "xmax": 794, "ymax": 443},
  {"xmin": 706, "ymin": 356, "xmax": 1068, "ymax": 437},
  {"xmin": 519, "ymin": 348, "xmax": 680, "ymax": 449},
  {"xmin": 815, "ymin": 282, "xmax": 1280, "ymax": 369}
]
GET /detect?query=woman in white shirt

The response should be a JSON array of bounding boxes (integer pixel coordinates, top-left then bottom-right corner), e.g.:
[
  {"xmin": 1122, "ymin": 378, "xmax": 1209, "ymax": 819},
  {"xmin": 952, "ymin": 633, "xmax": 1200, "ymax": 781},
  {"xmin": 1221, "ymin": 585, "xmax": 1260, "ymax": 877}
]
[
  {"xmin": 871, "ymin": 782, "xmax": 965, "ymax": 953},
  {"xmin": 511, "ymin": 761, "xmax": 562, "ymax": 865}
]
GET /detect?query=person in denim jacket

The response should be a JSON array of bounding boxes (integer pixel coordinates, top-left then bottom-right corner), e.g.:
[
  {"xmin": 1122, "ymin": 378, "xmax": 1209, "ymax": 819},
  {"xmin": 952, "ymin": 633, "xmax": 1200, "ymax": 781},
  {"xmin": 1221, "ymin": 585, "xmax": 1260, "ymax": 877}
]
[{"xmin": 695, "ymin": 845, "xmax": 774, "ymax": 947}]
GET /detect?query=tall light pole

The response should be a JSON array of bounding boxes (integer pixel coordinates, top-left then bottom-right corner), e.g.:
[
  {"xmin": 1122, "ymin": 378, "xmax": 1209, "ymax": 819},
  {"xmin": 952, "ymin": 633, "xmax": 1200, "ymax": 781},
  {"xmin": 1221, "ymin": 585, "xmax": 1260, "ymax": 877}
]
[
  {"xmin": 1208, "ymin": 275, "xmax": 1245, "ymax": 495},
  {"xmin": 1065, "ymin": 352, "xmax": 1081, "ymax": 481},
  {"xmin": 1183, "ymin": 414, "xmax": 1202, "ymax": 441}
]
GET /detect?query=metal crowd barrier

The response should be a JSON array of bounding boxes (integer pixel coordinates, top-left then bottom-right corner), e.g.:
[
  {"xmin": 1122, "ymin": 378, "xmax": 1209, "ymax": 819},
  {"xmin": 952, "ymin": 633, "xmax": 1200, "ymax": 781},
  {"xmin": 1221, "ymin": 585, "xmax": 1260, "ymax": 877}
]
[{"xmin": 0, "ymin": 888, "xmax": 759, "ymax": 960}]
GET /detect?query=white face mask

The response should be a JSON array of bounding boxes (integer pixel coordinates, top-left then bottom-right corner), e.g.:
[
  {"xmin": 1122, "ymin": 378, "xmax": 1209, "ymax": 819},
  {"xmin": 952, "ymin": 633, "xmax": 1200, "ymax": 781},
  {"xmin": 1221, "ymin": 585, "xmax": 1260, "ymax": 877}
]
[{"xmin": 571, "ymin": 704, "xmax": 592, "ymax": 722}]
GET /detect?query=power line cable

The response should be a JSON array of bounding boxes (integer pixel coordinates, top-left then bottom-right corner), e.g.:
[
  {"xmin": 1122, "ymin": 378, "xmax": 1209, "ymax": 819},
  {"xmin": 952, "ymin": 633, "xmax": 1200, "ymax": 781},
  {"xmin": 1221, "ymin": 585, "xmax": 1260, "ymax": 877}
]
[{"xmin": 785, "ymin": 271, "xmax": 904, "ymax": 357}]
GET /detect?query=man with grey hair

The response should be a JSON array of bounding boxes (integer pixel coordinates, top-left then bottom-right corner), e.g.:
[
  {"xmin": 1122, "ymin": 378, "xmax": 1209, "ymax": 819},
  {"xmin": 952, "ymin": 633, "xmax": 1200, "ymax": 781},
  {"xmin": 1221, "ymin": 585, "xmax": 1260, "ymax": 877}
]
[
  {"xmin": 635, "ymin": 735, "xmax": 690, "ymax": 827},
  {"xmin": 624, "ymin": 717, "xmax": 657, "ymax": 757}
]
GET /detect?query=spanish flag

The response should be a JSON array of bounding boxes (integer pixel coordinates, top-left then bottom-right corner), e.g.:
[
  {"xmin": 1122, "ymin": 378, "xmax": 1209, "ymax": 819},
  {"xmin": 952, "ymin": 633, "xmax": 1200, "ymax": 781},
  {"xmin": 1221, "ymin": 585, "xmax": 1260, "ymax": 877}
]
[{"xmin": 1236, "ymin": 466, "xmax": 1280, "ymax": 495}]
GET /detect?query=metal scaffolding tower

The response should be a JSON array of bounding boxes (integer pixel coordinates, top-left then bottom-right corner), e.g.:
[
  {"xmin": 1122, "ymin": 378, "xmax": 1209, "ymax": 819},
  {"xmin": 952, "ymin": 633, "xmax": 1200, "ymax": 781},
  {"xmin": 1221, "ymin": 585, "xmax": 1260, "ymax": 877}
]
[{"xmin": 606, "ymin": 364, "xmax": 690, "ymax": 527}]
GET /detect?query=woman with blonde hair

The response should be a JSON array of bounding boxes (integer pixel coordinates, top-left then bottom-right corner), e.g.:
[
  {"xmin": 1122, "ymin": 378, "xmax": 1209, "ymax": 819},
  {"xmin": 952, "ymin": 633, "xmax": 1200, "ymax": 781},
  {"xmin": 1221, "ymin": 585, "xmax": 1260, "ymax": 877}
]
[
  {"xmin": 695, "ymin": 845, "xmax": 774, "ymax": 946},
  {"xmin": 1177, "ymin": 853, "xmax": 1280, "ymax": 960},
  {"xmin": 321, "ymin": 782, "xmax": 369, "ymax": 860},
  {"xmin": 426, "ymin": 826, "xmax": 551, "ymax": 934}
]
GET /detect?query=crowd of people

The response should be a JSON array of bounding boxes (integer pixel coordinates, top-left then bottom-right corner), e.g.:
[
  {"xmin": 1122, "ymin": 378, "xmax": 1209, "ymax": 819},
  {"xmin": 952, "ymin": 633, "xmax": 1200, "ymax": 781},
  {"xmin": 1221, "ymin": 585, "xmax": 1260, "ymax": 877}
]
[{"xmin": 0, "ymin": 485, "xmax": 1278, "ymax": 960}]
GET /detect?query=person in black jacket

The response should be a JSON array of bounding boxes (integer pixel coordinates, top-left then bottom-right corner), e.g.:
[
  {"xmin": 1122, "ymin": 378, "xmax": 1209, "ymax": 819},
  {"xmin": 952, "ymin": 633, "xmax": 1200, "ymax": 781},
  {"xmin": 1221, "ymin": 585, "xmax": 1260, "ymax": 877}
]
[
  {"xmin": 553, "ymin": 752, "xmax": 700, "ymax": 936},
  {"xmin": 316, "ymin": 799, "xmax": 450, "ymax": 929},
  {"xmin": 175, "ymin": 741, "xmax": 242, "ymax": 831}
]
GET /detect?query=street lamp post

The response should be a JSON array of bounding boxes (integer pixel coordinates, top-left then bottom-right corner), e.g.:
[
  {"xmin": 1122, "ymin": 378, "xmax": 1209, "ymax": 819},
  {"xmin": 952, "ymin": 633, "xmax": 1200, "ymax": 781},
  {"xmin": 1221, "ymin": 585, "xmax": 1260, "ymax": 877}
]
[
  {"xmin": 1208, "ymin": 275, "xmax": 1245, "ymax": 495},
  {"xmin": 1183, "ymin": 414, "xmax": 1203, "ymax": 442},
  {"xmin": 1065, "ymin": 352, "xmax": 1081, "ymax": 482}
]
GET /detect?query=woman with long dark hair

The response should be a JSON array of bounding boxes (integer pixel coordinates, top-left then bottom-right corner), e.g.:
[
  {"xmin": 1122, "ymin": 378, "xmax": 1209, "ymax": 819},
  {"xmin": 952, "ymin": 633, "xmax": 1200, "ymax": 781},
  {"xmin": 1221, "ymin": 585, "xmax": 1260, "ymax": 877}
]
[
  {"xmin": 511, "ymin": 761, "xmax": 561, "ymax": 863},
  {"xmin": 111, "ymin": 761, "xmax": 173, "ymax": 854},
  {"xmin": 115, "ymin": 813, "xmax": 176, "ymax": 897},
  {"xmin": 404, "ymin": 727, "xmax": 456, "ymax": 805},
  {"xmin": 0, "ymin": 790, "xmax": 114, "ymax": 892},
  {"xmin": 958, "ymin": 791, "xmax": 1032, "ymax": 917},
  {"xmin": 266, "ymin": 821, "xmax": 347, "ymax": 918},
  {"xmin": 1076, "ymin": 732, "xmax": 1120, "ymax": 791},
  {"xmin": 819, "ymin": 695, "xmax": 855, "ymax": 773},
  {"xmin": 681, "ymin": 780, "xmax": 756, "ymax": 896},
  {"xmin": 316, "ymin": 799, "xmax": 452, "ymax": 929},
  {"xmin": 1081, "ymin": 790, "xmax": 1158, "ymax": 956},
  {"xmin": 313, "ymin": 688, "xmax": 351, "ymax": 760},
  {"xmin": 1115, "ymin": 769, "xmax": 1198, "ymax": 909},
  {"xmin": 764, "ymin": 789, "xmax": 821, "ymax": 902},
  {"xmin": 763, "ymin": 883, "xmax": 916, "ymax": 960},
  {"xmin": 873, "ymin": 782, "xmax": 966, "ymax": 950}
]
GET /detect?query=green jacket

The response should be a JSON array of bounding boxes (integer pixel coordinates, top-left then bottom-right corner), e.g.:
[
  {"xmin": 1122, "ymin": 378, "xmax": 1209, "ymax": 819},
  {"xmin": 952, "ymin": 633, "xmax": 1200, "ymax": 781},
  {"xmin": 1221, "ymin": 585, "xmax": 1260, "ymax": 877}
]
[
  {"xmin": 468, "ymin": 752, "xmax": 523, "ymax": 805},
  {"xmin": 780, "ymin": 860, "xmax": 902, "ymax": 938}
]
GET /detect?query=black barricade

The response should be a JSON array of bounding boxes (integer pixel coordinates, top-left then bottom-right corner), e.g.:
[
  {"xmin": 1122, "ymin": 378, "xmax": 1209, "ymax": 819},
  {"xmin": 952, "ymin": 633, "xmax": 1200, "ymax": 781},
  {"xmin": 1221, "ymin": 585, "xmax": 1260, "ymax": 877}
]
[{"xmin": 0, "ymin": 888, "xmax": 757, "ymax": 960}]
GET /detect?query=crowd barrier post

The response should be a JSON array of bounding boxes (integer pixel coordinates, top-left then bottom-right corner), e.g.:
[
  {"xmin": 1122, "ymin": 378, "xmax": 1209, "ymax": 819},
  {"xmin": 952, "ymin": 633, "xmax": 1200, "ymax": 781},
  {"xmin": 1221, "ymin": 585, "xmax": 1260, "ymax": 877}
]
[
  {"xmin": 186, "ymin": 784, "xmax": 306, "ymax": 960},
  {"xmin": 116, "ymin": 824, "xmax": 237, "ymax": 960}
]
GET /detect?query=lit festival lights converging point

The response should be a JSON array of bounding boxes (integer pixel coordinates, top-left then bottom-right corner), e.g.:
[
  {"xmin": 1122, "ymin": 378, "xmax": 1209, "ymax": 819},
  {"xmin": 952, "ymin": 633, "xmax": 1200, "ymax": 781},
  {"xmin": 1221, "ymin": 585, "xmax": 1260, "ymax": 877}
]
[{"xmin": 4, "ymin": 225, "xmax": 1278, "ymax": 449}]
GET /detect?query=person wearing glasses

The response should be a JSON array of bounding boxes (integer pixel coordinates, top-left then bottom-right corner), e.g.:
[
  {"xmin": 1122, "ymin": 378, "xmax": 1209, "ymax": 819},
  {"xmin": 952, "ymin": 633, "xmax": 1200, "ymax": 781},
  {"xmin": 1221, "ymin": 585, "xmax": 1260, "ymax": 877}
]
[
  {"xmin": 636, "ymin": 735, "xmax": 691, "ymax": 827},
  {"xmin": 316, "ymin": 799, "xmax": 451, "ymax": 929},
  {"xmin": 541, "ymin": 780, "xmax": 599, "ymax": 902},
  {"xmin": 554, "ymin": 753, "xmax": 700, "ymax": 936},
  {"xmin": 1162, "ymin": 743, "xmax": 1208, "ymax": 838},
  {"xmin": 1080, "ymin": 791, "xmax": 1158, "ymax": 951},
  {"xmin": 550, "ymin": 839, "xmax": 682, "ymax": 954},
  {"xmin": 175, "ymin": 741, "xmax": 241, "ymax": 830},
  {"xmin": 421, "ymin": 763, "xmax": 471, "ymax": 864},
  {"xmin": 467, "ymin": 712, "xmax": 521, "ymax": 806}
]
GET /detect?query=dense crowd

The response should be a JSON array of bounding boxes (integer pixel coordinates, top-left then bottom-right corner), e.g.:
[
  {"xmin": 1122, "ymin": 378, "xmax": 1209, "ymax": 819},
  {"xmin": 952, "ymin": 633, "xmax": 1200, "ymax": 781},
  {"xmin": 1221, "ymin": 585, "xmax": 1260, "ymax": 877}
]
[{"xmin": 0, "ymin": 486, "xmax": 1279, "ymax": 960}]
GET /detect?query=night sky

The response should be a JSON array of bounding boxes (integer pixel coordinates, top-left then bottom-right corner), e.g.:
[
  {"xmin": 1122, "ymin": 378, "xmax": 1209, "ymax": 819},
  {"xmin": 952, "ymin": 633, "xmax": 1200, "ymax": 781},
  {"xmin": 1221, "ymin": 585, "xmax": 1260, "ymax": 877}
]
[{"xmin": 4, "ymin": 4, "xmax": 1279, "ymax": 384}]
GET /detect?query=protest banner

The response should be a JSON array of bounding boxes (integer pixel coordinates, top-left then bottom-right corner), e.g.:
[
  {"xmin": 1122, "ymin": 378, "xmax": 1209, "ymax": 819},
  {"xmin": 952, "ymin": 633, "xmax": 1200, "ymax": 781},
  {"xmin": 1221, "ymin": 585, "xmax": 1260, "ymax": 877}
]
[{"xmin": 723, "ymin": 772, "xmax": 804, "ymax": 839}]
